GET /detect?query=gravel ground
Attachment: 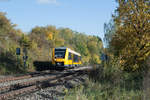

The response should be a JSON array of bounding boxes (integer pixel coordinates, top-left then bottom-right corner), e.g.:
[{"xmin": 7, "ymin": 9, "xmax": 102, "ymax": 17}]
[
  {"xmin": 0, "ymin": 75, "xmax": 13, "ymax": 79},
  {"xmin": 0, "ymin": 75, "xmax": 51, "ymax": 87},
  {"xmin": 0, "ymin": 73, "xmax": 28, "ymax": 79},
  {"xmin": 13, "ymin": 74, "xmax": 88, "ymax": 100},
  {"xmin": 0, "ymin": 72, "xmax": 65, "ymax": 88}
]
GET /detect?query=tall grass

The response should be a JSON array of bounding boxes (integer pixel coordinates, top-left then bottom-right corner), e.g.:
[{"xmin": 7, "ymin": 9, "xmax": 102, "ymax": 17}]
[
  {"xmin": 64, "ymin": 80, "xmax": 143, "ymax": 100},
  {"xmin": 65, "ymin": 57, "xmax": 145, "ymax": 100}
]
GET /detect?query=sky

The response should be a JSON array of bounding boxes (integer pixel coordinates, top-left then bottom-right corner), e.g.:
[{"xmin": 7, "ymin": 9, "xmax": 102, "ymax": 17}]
[{"xmin": 0, "ymin": 0, "xmax": 117, "ymax": 40}]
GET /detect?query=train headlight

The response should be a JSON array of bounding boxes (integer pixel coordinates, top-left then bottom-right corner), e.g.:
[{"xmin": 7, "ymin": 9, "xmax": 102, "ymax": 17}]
[{"xmin": 56, "ymin": 62, "xmax": 61, "ymax": 66}]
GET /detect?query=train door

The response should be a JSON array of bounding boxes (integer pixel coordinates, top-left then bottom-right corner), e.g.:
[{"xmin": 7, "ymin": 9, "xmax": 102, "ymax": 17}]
[{"xmin": 68, "ymin": 52, "xmax": 73, "ymax": 67}]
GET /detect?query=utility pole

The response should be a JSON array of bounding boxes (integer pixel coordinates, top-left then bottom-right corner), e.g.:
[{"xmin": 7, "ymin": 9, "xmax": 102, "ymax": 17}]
[{"xmin": 22, "ymin": 43, "xmax": 29, "ymax": 68}]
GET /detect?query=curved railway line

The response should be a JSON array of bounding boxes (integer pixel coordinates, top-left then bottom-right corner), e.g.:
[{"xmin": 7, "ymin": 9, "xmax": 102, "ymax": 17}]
[{"xmin": 0, "ymin": 66, "xmax": 92, "ymax": 100}]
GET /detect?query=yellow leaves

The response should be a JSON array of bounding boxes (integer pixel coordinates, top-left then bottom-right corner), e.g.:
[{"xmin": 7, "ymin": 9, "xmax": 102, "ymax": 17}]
[
  {"xmin": 132, "ymin": 64, "xmax": 139, "ymax": 71},
  {"xmin": 93, "ymin": 54, "xmax": 101, "ymax": 64},
  {"xmin": 118, "ymin": 38, "xmax": 150, "ymax": 71},
  {"xmin": 63, "ymin": 88, "xmax": 68, "ymax": 94},
  {"xmin": 111, "ymin": 0, "xmax": 150, "ymax": 71},
  {"xmin": 19, "ymin": 34, "xmax": 31, "ymax": 48},
  {"xmin": 87, "ymin": 41, "xmax": 98, "ymax": 54},
  {"xmin": 30, "ymin": 40, "xmax": 38, "ymax": 50},
  {"xmin": 90, "ymin": 54, "xmax": 101, "ymax": 64},
  {"xmin": 46, "ymin": 32, "xmax": 53, "ymax": 40},
  {"xmin": 119, "ymin": 59, "xmax": 125, "ymax": 65},
  {"xmin": 55, "ymin": 38, "xmax": 65, "ymax": 47},
  {"xmin": 145, "ymin": 51, "xmax": 150, "ymax": 57},
  {"xmin": 82, "ymin": 55, "xmax": 90, "ymax": 64}
]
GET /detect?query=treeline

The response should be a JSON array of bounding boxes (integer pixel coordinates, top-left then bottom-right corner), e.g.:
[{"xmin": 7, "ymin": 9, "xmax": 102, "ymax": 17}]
[
  {"xmin": 0, "ymin": 12, "xmax": 103, "ymax": 74},
  {"xmin": 29, "ymin": 26, "xmax": 103, "ymax": 64}
]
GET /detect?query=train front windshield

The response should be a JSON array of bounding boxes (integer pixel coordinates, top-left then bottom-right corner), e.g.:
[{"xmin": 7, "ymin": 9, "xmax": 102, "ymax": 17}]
[{"xmin": 55, "ymin": 49, "xmax": 66, "ymax": 58}]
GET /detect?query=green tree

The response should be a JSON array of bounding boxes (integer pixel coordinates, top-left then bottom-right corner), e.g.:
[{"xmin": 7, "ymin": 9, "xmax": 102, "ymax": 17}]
[
  {"xmin": 0, "ymin": 12, "xmax": 13, "ymax": 35},
  {"xmin": 19, "ymin": 34, "xmax": 31, "ymax": 48},
  {"xmin": 30, "ymin": 26, "xmax": 53, "ymax": 48},
  {"xmin": 111, "ymin": 0, "xmax": 150, "ymax": 71}
]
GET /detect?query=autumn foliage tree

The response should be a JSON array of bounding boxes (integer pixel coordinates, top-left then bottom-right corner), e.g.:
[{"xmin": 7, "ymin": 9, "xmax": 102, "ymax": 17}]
[{"xmin": 111, "ymin": 0, "xmax": 150, "ymax": 71}]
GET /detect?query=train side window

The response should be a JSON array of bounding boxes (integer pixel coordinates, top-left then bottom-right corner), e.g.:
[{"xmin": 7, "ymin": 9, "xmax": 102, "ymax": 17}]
[
  {"xmin": 68, "ymin": 52, "xmax": 72, "ymax": 60},
  {"xmin": 79, "ymin": 56, "xmax": 81, "ymax": 61}
]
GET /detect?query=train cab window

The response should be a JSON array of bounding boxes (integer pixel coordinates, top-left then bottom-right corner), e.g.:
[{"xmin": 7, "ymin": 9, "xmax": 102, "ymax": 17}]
[
  {"xmin": 68, "ymin": 52, "xmax": 72, "ymax": 60},
  {"xmin": 73, "ymin": 55, "xmax": 79, "ymax": 62},
  {"xmin": 55, "ymin": 49, "xmax": 66, "ymax": 58}
]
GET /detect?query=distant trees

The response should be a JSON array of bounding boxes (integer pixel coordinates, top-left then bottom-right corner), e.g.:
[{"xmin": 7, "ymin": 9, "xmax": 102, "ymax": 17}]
[
  {"xmin": 29, "ymin": 25, "xmax": 103, "ymax": 65},
  {"xmin": 59, "ymin": 28, "xmax": 73, "ymax": 45},
  {"xmin": 30, "ymin": 26, "xmax": 50, "ymax": 48},
  {"xmin": 0, "ymin": 12, "xmax": 12, "ymax": 35},
  {"xmin": 19, "ymin": 35, "xmax": 31, "ymax": 48}
]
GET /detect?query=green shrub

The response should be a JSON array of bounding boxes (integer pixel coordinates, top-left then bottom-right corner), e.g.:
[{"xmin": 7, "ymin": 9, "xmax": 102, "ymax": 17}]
[{"xmin": 0, "ymin": 50, "xmax": 27, "ymax": 75}]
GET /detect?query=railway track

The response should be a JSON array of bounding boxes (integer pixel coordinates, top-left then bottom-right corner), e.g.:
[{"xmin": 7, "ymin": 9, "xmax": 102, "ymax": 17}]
[
  {"xmin": 0, "ymin": 66, "xmax": 92, "ymax": 84},
  {"xmin": 0, "ymin": 66, "xmax": 92, "ymax": 100},
  {"xmin": 0, "ymin": 71, "xmax": 49, "ymax": 84},
  {"xmin": 0, "ymin": 75, "xmax": 31, "ymax": 83}
]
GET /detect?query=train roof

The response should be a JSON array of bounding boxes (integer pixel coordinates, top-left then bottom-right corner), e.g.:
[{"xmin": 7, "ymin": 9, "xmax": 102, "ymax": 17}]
[
  {"xmin": 55, "ymin": 47, "xmax": 67, "ymax": 49},
  {"xmin": 68, "ymin": 48, "xmax": 81, "ymax": 56},
  {"xmin": 55, "ymin": 47, "xmax": 81, "ymax": 56}
]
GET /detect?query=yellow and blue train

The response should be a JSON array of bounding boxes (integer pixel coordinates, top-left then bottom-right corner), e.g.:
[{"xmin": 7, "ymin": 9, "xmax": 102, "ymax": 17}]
[{"xmin": 52, "ymin": 47, "xmax": 81, "ymax": 68}]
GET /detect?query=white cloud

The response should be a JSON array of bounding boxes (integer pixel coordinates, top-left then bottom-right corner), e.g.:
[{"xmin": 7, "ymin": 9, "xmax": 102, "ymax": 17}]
[{"xmin": 37, "ymin": 0, "xmax": 58, "ymax": 5}]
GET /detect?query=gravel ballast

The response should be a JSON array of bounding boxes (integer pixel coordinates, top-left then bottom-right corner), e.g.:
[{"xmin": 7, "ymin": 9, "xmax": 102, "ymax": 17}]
[{"xmin": 13, "ymin": 74, "xmax": 88, "ymax": 100}]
